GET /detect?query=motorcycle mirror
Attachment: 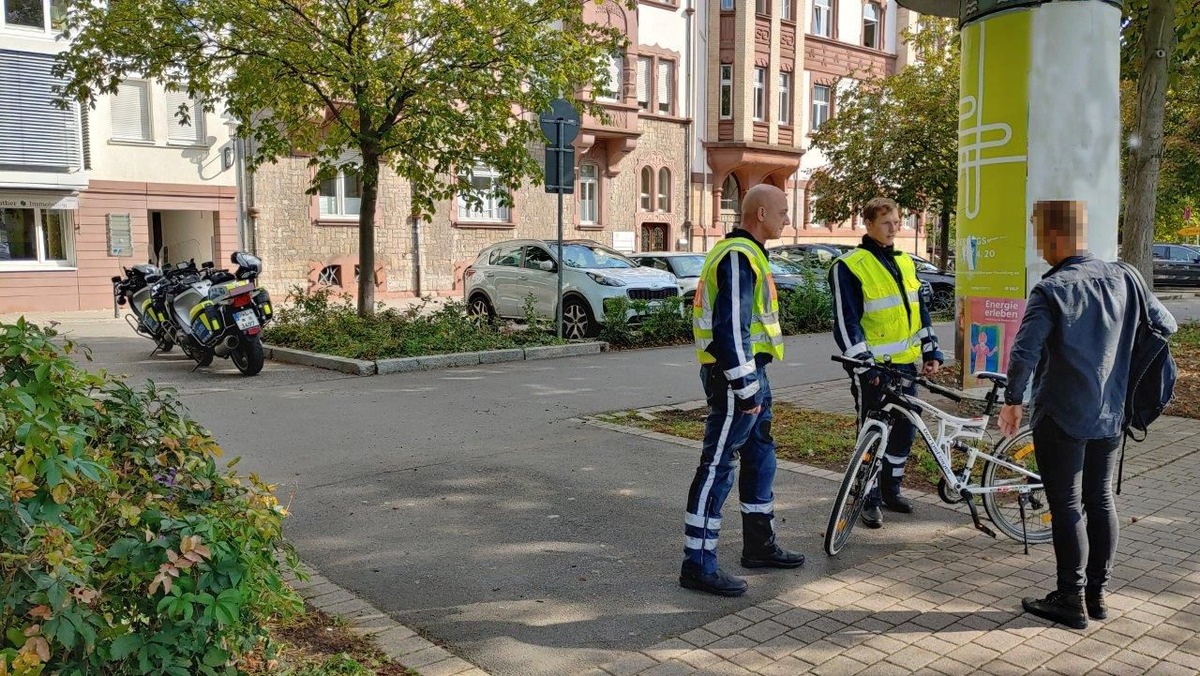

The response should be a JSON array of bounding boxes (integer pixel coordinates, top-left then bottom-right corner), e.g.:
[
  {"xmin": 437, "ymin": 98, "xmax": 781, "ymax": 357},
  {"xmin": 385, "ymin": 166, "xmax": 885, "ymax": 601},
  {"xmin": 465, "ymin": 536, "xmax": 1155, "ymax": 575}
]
[
  {"xmin": 111, "ymin": 276, "xmax": 121, "ymax": 283},
  {"xmin": 203, "ymin": 261, "xmax": 215, "ymax": 269}
]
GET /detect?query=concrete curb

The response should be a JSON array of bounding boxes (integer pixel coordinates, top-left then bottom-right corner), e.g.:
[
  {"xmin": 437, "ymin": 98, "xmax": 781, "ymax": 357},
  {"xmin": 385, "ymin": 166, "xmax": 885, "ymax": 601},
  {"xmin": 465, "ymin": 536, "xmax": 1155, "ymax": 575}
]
[
  {"xmin": 268, "ymin": 342, "xmax": 606, "ymax": 376},
  {"xmin": 266, "ymin": 345, "xmax": 377, "ymax": 376},
  {"xmin": 284, "ymin": 559, "xmax": 489, "ymax": 675}
]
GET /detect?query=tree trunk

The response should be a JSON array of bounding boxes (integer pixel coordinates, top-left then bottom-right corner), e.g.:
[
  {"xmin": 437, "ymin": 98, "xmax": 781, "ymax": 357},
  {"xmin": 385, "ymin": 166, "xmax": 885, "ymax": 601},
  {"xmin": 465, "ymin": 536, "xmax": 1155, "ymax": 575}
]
[
  {"xmin": 357, "ymin": 148, "xmax": 381, "ymax": 316},
  {"xmin": 938, "ymin": 207, "xmax": 951, "ymax": 270},
  {"xmin": 1119, "ymin": 0, "xmax": 1175, "ymax": 288}
]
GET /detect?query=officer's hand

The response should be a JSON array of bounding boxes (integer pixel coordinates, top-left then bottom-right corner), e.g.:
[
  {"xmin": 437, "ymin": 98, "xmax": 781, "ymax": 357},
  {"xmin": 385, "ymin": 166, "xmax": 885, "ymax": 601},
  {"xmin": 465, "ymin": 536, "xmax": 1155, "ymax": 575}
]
[
  {"xmin": 922, "ymin": 360, "xmax": 941, "ymax": 376},
  {"xmin": 743, "ymin": 405, "xmax": 762, "ymax": 415}
]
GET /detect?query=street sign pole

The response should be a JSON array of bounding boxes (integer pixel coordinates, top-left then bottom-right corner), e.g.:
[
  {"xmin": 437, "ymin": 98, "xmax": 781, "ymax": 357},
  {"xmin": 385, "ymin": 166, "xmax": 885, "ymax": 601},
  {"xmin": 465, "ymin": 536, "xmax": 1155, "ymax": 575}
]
[
  {"xmin": 539, "ymin": 98, "xmax": 580, "ymax": 341},
  {"xmin": 556, "ymin": 122, "xmax": 565, "ymax": 339}
]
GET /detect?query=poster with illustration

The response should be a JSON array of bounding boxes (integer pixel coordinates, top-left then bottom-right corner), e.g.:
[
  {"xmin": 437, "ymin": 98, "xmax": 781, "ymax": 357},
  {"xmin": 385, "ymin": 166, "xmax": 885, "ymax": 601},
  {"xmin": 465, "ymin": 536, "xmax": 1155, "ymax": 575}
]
[{"xmin": 963, "ymin": 297, "xmax": 1026, "ymax": 388}]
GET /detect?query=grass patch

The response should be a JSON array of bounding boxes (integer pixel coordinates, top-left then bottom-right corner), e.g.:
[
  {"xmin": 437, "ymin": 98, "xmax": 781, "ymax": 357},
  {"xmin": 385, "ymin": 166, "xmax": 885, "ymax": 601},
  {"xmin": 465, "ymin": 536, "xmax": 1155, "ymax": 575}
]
[
  {"xmin": 614, "ymin": 403, "xmax": 950, "ymax": 493},
  {"xmin": 244, "ymin": 606, "xmax": 417, "ymax": 675}
]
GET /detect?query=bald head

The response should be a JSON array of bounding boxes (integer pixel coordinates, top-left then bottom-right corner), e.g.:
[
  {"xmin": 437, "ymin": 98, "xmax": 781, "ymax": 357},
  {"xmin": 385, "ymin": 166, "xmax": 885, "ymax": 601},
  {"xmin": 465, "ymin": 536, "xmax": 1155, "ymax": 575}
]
[{"xmin": 741, "ymin": 184, "xmax": 790, "ymax": 243}]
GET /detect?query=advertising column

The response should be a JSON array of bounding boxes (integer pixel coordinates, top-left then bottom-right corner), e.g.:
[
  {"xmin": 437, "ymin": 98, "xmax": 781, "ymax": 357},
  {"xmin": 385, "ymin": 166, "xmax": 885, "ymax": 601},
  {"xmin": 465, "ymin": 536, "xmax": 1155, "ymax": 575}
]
[{"xmin": 955, "ymin": 1, "xmax": 1122, "ymax": 387}]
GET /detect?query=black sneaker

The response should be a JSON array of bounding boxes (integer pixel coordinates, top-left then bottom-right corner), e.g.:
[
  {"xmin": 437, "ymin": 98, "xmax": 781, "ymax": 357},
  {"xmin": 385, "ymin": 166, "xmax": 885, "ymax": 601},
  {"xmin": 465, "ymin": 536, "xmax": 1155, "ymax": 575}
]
[
  {"xmin": 741, "ymin": 544, "xmax": 806, "ymax": 569},
  {"xmin": 1022, "ymin": 590, "xmax": 1087, "ymax": 630},
  {"xmin": 882, "ymin": 495, "xmax": 914, "ymax": 514},
  {"xmin": 679, "ymin": 567, "xmax": 748, "ymax": 597},
  {"xmin": 1085, "ymin": 588, "xmax": 1108, "ymax": 620},
  {"xmin": 861, "ymin": 505, "xmax": 883, "ymax": 529}
]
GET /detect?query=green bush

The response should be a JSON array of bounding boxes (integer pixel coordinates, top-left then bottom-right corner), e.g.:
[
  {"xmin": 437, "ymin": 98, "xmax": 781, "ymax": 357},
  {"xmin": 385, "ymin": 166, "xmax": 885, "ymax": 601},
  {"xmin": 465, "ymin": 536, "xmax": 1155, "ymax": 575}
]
[
  {"xmin": 599, "ymin": 296, "xmax": 691, "ymax": 348},
  {"xmin": 0, "ymin": 320, "xmax": 300, "ymax": 676},
  {"xmin": 779, "ymin": 277, "xmax": 835, "ymax": 336},
  {"xmin": 262, "ymin": 287, "xmax": 563, "ymax": 360}
]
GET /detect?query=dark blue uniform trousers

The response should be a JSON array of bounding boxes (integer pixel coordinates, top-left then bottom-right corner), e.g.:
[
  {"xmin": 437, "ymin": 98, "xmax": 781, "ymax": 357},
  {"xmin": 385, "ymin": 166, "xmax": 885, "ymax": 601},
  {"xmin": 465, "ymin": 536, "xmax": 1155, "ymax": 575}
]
[{"xmin": 683, "ymin": 365, "xmax": 777, "ymax": 575}]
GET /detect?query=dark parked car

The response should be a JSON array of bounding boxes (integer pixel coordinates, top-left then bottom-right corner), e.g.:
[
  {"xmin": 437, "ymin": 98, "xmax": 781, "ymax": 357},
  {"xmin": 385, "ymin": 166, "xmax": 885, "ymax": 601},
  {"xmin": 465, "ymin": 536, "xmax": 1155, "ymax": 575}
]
[{"xmin": 1152, "ymin": 243, "xmax": 1200, "ymax": 287}]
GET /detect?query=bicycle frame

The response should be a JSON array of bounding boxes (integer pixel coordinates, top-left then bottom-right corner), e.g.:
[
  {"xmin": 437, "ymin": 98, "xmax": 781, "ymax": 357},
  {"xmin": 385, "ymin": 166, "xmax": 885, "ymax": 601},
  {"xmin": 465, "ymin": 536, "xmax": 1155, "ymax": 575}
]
[{"xmin": 875, "ymin": 394, "xmax": 1043, "ymax": 496}]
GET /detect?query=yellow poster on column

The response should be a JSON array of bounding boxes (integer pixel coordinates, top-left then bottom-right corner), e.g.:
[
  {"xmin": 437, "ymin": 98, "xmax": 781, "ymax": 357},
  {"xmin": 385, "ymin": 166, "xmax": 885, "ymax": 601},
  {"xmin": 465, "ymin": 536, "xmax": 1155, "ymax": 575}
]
[
  {"xmin": 957, "ymin": 13, "xmax": 1030, "ymax": 299},
  {"xmin": 957, "ymin": 12, "xmax": 1031, "ymax": 387}
]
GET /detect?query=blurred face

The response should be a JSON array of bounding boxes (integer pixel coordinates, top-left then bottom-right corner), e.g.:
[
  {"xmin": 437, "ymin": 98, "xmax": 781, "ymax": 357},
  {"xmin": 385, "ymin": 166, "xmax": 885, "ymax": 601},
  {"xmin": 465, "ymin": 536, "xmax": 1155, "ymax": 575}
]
[{"xmin": 866, "ymin": 208, "xmax": 900, "ymax": 247}]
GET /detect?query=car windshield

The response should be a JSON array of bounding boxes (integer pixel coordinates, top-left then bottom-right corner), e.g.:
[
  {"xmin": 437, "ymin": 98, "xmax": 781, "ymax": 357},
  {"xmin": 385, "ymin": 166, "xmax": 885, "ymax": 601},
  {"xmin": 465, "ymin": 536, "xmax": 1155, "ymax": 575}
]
[
  {"xmin": 668, "ymin": 255, "xmax": 706, "ymax": 278},
  {"xmin": 770, "ymin": 259, "xmax": 810, "ymax": 276},
  {"xmin": 552, "ymin": 243, "xmax": 636, "ymax": 269}
]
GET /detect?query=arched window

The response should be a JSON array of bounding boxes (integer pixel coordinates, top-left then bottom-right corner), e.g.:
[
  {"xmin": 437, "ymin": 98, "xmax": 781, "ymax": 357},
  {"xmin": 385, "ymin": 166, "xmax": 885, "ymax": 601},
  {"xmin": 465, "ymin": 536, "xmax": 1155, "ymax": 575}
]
[
  {"xmin": 719, "ymin": 175, "xmax": 741, "ymax": 226},
  {"xmin": 640, "ymin": 166, "xmax": 653, "ymax": 211},
  {"xmin": 579, "ymin": 163, "xmax": 599, "ymax": 224},
  {"xmin": 863, "ymin": 3, "xmax": 880, "ymax": 50},
  {"xmin": 657, "ymin": 168, "xmax": 671, "ymax": 212}
]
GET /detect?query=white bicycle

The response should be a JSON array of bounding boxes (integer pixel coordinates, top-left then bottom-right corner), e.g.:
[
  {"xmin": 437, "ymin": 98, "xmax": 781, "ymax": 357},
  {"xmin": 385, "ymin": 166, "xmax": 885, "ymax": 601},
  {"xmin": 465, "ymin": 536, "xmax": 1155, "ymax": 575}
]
[{"xmin": 824, "ymin": 355, "xmax": 1051, "ymax": 556}]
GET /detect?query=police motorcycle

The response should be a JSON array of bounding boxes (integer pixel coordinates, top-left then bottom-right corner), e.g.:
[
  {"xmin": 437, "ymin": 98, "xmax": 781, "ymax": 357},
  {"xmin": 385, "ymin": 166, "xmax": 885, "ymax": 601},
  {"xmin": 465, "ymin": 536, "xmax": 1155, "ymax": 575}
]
[
  {"xmin": 111, "ymin": 262, "xmax": 176, "ymax": 353},
  {"xmin": 159, "ymin": 250, "xmax": 274, "ymax": 376}
]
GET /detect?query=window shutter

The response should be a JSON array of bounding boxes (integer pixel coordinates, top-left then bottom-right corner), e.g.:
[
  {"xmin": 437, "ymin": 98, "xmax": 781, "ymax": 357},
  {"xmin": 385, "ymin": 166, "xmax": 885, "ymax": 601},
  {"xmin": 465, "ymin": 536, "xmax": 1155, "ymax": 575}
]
[
  {"xmin": 637, "ymin": 57, "xmax": 651, "ymax": 108},
  {"xmin": 0, "ymin": 51, "xmax": 81, "ymax": 170},
  {"xmin": 656, "ymin": 61, "xmax": 673, "ymax": 114},
  {"xmin": 165, "ymin": 90, "xmax": 201, "ymax": 143},
  {"xmin": 111, "ymin": 81, "xmax": 151, "ymax": 141}
]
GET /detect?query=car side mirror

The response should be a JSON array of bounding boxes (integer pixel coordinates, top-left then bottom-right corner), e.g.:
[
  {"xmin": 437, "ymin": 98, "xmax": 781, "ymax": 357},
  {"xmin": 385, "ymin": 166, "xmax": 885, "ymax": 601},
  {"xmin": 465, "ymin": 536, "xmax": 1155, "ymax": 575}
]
[{"xmin": 539, "ymin": 260, "xmax": 555, "ymax": 272}]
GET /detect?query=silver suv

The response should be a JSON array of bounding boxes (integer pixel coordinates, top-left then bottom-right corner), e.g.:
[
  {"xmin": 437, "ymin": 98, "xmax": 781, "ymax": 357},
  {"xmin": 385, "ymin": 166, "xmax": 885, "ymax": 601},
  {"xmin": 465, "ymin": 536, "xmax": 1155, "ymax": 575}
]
[{"xmin": 463, "ymin": 239, "xmax": 680, "ymax": 339}]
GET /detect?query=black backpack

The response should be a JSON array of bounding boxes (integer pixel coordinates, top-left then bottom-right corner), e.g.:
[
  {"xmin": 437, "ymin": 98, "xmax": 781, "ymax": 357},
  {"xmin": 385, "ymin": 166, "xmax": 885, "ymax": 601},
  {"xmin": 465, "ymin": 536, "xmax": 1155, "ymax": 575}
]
[{"xmin": 1116, "ymin": 262, "xmax": 1177, "ymax": 492}]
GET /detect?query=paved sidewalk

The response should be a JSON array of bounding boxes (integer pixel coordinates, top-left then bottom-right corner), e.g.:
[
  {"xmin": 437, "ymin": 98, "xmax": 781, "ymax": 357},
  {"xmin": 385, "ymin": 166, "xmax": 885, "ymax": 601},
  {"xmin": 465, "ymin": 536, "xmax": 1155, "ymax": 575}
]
[{"xmin": 583, "ymin": 380, "xmax": 1200, "ymax": 676}]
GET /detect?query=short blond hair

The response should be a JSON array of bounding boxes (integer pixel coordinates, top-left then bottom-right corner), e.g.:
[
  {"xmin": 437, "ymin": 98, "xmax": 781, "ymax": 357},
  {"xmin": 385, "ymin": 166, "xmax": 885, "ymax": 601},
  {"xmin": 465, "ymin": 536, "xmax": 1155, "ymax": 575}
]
[{"xmin": 862, "ymin": 197, "xmax": 899, "ymax": 224}]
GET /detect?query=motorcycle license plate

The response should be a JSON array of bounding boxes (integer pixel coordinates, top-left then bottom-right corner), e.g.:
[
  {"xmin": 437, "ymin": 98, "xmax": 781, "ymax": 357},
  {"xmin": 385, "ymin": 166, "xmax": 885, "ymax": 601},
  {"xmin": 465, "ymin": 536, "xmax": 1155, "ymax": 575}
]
[{"xmin": 235, "ymin": 309, "xmax": 260, "ymax": 330}]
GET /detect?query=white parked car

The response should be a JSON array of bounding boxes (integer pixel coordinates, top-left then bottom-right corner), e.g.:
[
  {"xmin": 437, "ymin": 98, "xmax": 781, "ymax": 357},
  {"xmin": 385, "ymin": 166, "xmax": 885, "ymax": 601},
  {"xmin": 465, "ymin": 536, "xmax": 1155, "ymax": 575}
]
[{"xmin": 463, "ymin": 239, "xmax": 680, "ymax": 339}]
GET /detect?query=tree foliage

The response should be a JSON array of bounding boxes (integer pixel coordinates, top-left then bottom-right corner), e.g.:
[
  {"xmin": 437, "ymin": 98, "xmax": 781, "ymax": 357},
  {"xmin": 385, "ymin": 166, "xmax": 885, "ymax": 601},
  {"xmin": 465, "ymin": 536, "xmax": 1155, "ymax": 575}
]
[
  {"xmin": 807, "ymin": 20, "xmax": 959, "ymax": 238},
  {"xmin": 54, "ymin": 0, "xmax": 629, "ymax": 315}
]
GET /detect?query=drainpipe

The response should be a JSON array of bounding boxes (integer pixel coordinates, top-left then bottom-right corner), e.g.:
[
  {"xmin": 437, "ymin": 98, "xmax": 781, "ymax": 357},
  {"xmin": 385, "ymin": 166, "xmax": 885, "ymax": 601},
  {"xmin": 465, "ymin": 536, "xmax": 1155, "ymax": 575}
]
[
  {"xmin": 683, "ymin": 0, "xmax": 694, "ymax": 252},
  {"xmin": 697, "ymin": 0, "xmax": 710, "ymax": 252},
  {"xmin": 792, "ymin": 169, "xmax": 799, "ymax": 244},
  {"xmin": 411, "ymin": 213, "xmax": 423, "ymax": 296}
]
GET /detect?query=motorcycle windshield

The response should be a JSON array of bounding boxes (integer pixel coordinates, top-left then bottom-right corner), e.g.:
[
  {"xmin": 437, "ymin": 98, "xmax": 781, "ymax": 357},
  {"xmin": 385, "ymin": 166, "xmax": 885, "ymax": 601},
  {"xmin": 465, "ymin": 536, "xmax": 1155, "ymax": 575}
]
[{"xmin": 159, "ymin": 237, "xmax": 213, "ymax": 269}]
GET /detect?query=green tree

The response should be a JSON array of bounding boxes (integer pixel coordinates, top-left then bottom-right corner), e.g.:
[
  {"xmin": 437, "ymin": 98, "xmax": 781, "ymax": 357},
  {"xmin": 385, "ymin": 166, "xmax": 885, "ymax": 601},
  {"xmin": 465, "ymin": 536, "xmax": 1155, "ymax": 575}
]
[
  {"xmin": 807, "ymin": 19, "xmax": 960, "ymax": 267},
  {"xmin": 1119, "ymin": 0, "xmax": 1200, "ymax": 283},
  {"xmin": 55, "ymin": 0, "xmax": 628, "ymax": 315}
]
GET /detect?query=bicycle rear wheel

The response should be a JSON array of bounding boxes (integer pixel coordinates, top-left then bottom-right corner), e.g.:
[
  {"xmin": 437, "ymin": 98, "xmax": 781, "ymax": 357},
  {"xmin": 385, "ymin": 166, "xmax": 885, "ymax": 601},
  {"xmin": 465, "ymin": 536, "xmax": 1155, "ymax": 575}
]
[
  {"xmin": 981, "ymin": 427, "xmax": 1054, "ymax": 544},
  {"xmin": 825, "ymin": 427, "xmax": 885, "ymax": 556}
]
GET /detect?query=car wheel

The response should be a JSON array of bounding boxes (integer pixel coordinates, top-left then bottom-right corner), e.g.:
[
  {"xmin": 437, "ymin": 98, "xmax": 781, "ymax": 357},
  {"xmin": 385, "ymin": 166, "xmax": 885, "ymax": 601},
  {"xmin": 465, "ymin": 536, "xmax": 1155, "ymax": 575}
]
[
  {"xmin": 468, "ymin": 293, "xmax": 496, "ymax": 323},
  {"xmin": 930, "ymin": 288, "xmax": 954, "ymax": 313},
  {"xmin": 562, "ymin": 297, "xmax": 598, "ymax": 340}
]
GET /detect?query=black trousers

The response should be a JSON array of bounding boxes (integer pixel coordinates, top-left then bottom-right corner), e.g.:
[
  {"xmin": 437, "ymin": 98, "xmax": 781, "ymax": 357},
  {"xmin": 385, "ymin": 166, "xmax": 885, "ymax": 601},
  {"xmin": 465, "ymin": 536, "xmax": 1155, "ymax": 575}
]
[
  {"xmin": 1032, "ymin": 415, "xmax": 1122, "ymax": 595},
  {"xmin": 849, "ymin": 363, "xmax": 918, "ymax": 505}
]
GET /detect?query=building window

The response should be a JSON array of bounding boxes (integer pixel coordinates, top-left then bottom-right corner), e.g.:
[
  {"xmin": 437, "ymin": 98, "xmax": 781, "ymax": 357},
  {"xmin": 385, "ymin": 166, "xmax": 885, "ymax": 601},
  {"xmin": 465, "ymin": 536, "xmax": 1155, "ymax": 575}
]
[
  {"xmin": 457, "ymin": 164, "xmax": 511, "ymax": 222},
  {"xmin": 637, "ymin": 56, "xmax": 652, "ymax": 110},
  {"xmin": 111, "ymin": 80, "xmax": 152, "ymax": 142},
  {"xmin": 657, "ymin": 167, "xmax": 671, "ymax": 212},
  {"xmin": 2, "ymin": 0, "xmax": 66, "ymax": 31},
  {"xmin": 863, "ymin": 3, "xmax": 880, "ymax": 50},
  {"xmin": 807, "ymin": 192, "xmax": 820, "ymax": 225},
  {"xmin": 165, "ymin": 89, "xmax": 204, "ymax": 145},
  {"xmin": 719, "ymin": 65, "xmax": 733, "ymax": 120},
  {"xmin": 778, "ymin": 72, "xmax": 791, "ymax": 124},
  {"xmin": 753, "ymin": 67, "xmax": 766, "ymax": 122},
  {"xmin": 719, "ymin": 175, "xmax": 741, "ymax": 229},
  {"xmin": 657, "ymin": 60, "xmax": 674, "ymax": 115},
  {"xmin": 721, "ymin": 0, "xmax": 734, "ymax": 10},
  {"xmin": 579, "ymin": 162, "xmax": 599, "ymax": 225},
  {"xmin": 755, "ymin": 0, "xmax": 769, "ymax": 15},
  {"xmin": 319, "ymin": 167, "xmax": 363, "ymax": 218},
  {"xmin": 600, "ymin": 52, "xmax": 623, "ymax": 101},
  {"xmin": 812, "ymin": 0, "xmax": 832, "ymax": 38},
  {"xmin": 781, "ymin": 0, "xmax": 793, "ymax": 21},
  {"xmin": 639, "ymin": 166, "xmax": 653, "ymax": 212},
  {"xmin": 811, "ymin": 84, "xmax": 831, "ymax": 130},
  {"xmin": 0, "ymin": 208, "xmax": 73, "ymax": 266}
]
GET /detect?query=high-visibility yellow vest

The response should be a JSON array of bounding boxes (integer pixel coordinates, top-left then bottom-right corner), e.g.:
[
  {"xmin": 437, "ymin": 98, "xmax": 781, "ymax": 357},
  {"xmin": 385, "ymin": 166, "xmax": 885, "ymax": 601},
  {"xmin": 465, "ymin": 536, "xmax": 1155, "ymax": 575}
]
[
  {"xmin": 838, "ymin": 248, "xmax": 923, "ymax": 365},
  {"xmin": 693, "ymin": 238, "xmax": 785, "ymax": 365}
]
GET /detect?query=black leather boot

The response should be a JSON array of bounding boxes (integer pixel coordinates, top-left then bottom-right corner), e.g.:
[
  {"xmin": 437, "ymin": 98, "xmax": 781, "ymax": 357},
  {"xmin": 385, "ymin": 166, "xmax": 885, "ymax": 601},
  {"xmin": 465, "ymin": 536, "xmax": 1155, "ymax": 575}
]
[
  {"xmin": 860, "ymin": 504, "xmax": 883, "ymax": 528},
  {"xmin": 741, "ymin": 513, "xmax": 806, "ymax": 569},
  {"xmin": 680, "ymin": 564, "xmax": 748, "ymax": 597},
  {"xmin": 1022, "ymin": 590, "xmax": 1088, "ymax": 630}
]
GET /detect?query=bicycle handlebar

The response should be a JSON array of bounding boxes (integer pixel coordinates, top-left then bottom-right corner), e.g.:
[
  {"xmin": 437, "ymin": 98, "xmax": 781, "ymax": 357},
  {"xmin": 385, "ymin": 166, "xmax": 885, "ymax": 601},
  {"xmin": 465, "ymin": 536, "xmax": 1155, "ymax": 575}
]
[{"xmin": 830, "ymin": 354, "xmax": 978, "ymax": 403}]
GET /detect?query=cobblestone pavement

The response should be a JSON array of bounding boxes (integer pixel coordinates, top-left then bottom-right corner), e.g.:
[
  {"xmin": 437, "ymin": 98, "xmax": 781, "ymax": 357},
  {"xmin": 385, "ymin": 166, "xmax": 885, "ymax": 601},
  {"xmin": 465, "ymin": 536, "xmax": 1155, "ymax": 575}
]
[{"xmin": 583, "ymin": 380, "xmax": 1200, "ymax": 676}]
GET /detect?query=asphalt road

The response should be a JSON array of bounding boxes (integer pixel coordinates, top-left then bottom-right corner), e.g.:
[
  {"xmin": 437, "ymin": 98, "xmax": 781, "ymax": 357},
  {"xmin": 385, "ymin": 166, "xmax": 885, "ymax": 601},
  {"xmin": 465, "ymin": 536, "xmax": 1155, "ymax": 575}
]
[{"xmin": 42, "ymin": 297, "xmax": 1200, "ymax": 674}]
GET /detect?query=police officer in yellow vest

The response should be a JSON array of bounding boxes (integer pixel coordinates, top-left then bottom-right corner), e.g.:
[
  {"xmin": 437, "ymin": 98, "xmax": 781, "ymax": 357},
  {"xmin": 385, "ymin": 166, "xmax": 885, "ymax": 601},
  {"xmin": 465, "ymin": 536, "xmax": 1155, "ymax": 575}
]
[
  {"xmin": 830, "ymin": 197, "xmax": 944, "ymax": 529},
  {"xmin": 682, "ymin": 184, "xmax": 805, "ymax": 598}
]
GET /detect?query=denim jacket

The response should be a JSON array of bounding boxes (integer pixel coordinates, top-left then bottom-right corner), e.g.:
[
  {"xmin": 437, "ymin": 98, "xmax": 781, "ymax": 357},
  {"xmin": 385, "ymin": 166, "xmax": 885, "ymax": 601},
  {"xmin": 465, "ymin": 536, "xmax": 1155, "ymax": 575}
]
[{"xmin": 1005, "ymin": 255, "xmax": 1178, "ymax": 440}]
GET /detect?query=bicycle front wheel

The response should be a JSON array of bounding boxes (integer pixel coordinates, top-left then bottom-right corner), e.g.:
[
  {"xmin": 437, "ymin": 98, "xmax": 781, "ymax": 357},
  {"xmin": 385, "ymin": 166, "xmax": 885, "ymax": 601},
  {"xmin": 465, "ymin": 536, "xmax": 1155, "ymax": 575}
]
[
  {"xmin": 981, "ymin": 427, "xmax": 1054, "ymax": 545},
  {"xmin": 825, "ymin": 426, "xmax": 885, "ymax": 556}
]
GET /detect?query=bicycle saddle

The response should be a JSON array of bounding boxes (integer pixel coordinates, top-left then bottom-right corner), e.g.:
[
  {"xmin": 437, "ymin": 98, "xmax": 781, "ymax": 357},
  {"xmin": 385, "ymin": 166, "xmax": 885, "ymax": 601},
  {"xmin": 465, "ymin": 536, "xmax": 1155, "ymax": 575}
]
[{"xmin": 974, "ymin": 371, "xmax": 1007, "ymax": 385}]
